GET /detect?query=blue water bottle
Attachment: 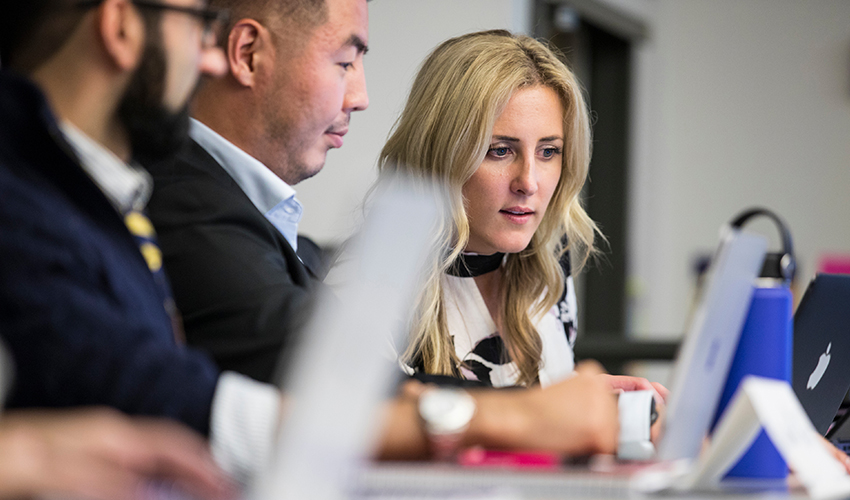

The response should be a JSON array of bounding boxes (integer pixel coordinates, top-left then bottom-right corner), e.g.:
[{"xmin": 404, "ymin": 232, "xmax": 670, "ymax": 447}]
[{"xmin": 710, "ymin": 208, "xmax": 796, "ymax": 480}]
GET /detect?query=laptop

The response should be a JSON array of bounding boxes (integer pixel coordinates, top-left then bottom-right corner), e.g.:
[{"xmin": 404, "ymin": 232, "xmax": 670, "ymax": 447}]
[
  {"xmin": 655, "ymin": 227, "xmax": 767, "ymax": 462},
  {"xmin": 792, "ymin": 274, "xmax": 850, "ymax": 437},
  {"xmin": 251, "ymin": 176, "xmax": 441, "ymax": 500}
]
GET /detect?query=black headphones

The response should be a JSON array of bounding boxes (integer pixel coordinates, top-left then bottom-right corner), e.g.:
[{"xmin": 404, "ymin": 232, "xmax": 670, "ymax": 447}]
[{"xmin": 729, "ymin": 207, "xmax": 796, "ymax": 283}]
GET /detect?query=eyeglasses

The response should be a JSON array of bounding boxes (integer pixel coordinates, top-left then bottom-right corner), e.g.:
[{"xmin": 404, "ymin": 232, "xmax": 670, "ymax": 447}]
[{"xmin": 76, "ymin": 1, "xmax": 230, "ymax": 48}]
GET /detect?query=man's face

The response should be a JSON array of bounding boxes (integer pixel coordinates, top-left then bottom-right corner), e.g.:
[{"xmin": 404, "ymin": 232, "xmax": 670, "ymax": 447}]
[
  {"xmin": 260, "ymin": 0, "xmax": 370, "ymax": 185},
  {"xmin": 119, "ymin": 0, "xmax": 226, "ymax": 165}
]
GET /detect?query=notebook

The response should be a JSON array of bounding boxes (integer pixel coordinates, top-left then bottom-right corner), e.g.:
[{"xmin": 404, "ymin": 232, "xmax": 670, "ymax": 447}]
[{"xmin": 791, "ymin": 274, "xmax": 850, "ymax": 437}]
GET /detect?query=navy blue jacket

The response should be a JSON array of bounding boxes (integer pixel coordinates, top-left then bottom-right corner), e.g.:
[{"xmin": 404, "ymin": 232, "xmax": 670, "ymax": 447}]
[{"xmin": 0, "ymin": 71, "xmax": 219, "ymax": 434}]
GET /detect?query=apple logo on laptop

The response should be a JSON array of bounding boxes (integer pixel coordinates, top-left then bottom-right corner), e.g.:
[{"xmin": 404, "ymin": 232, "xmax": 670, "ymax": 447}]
[{"xmin": 807, "ymin": 342, "xmax": 832, "ymax": 390}]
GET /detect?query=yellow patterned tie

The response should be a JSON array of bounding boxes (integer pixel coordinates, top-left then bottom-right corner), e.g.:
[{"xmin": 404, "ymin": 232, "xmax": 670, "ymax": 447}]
[
  {"xmin": 123, "ymin": 209, "xmax": 185, "ymax": 344},
  {"xmin": 124, "ymin": 211, "xmax": 163, "ymax": 271}
]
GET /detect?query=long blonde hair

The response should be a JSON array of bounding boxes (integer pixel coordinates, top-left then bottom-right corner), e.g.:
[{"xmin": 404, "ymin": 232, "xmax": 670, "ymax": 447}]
[{"xmin": 379, "ymin": 30, "xmax": 598, "ymax": 386}]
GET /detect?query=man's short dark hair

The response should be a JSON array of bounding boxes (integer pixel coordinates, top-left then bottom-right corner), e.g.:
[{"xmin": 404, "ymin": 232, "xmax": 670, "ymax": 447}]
[{"xmin": 208, "ymin": 0, "xmax": 328, "ymax": 51}]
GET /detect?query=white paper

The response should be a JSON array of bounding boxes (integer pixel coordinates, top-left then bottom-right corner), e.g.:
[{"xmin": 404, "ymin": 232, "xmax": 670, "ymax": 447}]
[
  {"xmin": 744, "ymin": 377, "xmax": 850, "ymax": 499},
  {"xmin": 636, "ymin": 376, "xmax": 850, "ymax": 499}
]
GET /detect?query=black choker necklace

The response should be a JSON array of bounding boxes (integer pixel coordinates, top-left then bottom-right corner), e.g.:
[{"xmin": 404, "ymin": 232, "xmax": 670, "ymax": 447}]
[{"xmin": 447, "ymin": 252, "xmax": 505, "ymax": 278}]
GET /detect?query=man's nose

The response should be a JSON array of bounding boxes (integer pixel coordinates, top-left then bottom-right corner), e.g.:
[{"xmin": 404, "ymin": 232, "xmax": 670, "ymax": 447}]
[
  {"xmin": 343, "ymin": 62, "xmax": 369, "ymax": 112},
  {"xmin": 199, "ymin": 46, "xmax": 228, "ymax": 78}
]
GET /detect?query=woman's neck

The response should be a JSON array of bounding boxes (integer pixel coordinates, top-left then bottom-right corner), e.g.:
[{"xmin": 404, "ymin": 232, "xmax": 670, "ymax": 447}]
[{"xmin": 473, "ymin": 268, "xmax": 504, "ymax": 333}]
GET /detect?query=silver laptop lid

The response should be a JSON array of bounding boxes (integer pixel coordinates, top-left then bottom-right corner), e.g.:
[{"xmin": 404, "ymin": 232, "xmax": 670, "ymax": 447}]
[
  {"xmin": 252, "ymin": 176, "xmax": 440, "ymax": 500},
  {"xmin": 658, "ymin": 226, "xmax": 767, "ymax": 462}
]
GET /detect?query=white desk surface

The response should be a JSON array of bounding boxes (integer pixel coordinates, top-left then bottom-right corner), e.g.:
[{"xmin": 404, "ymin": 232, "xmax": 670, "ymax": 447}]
[{"xmin": 354, "ymin": 461, "xmax": 809, "ymax": 500}]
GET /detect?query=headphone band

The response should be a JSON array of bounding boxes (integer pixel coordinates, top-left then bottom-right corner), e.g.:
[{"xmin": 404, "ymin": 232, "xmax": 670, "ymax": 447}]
[{"xmin": 729, "ymin": 207, "xmax": 796, "ymax": 282}]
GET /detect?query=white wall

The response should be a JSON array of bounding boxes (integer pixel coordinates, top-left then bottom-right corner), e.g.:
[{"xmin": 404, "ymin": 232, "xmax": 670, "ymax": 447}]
[
  {"xmin": 626, "ymin": 0, "xmax": 850, "ymax": 338},
  {"xmin": 298, "ymin": 0, "xmax": 850, "ymax": 340}
]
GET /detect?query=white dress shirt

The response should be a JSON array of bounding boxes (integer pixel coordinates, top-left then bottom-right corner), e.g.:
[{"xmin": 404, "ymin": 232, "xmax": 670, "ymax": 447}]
[{"xmin": 59, "ymin": 121, "xmax": 152, "ymax": 213}]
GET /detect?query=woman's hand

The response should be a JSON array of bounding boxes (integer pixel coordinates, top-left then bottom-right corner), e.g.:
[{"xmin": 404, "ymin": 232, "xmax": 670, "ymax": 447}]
[
  {"xmin": 600, "ymin": 374, "xmax": 669, "ymax": 403},
  {"xmin": 599, "ymin": 374, "xmax": 668, "ymax": 444}
]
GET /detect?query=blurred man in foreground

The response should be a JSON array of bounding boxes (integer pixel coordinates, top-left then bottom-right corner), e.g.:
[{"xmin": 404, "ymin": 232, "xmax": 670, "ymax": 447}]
[{"xmin": 0, "ymin": 0, "xmax": 282, "ymax": 484}]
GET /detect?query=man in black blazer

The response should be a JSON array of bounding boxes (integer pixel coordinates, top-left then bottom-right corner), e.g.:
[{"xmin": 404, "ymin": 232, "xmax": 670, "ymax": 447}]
[{"xmin": 147, "ymin": 0, "xmax": 369, "ymax": 383}]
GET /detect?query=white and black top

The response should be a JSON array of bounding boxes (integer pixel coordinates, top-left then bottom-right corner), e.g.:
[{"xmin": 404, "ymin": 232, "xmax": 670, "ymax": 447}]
[
  {"xmin": 404, "ymin": 251, "xmax": 578, "ymax": 388},
  {"xmin": 443, "ymin": 262, "xmax": 577, "ymax": 388}
]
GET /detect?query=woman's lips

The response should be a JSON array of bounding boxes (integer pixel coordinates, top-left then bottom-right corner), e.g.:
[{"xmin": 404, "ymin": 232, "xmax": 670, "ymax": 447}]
[{"xmin": 500, "ymin": 207, "xmax": 534, "ymax": 223}]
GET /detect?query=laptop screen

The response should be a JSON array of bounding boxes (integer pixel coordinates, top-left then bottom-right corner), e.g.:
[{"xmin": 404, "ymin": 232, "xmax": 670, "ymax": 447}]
[
  {"xmin": 658, "ymin": 227, "xmax": 767, "ymax": 462},
  {"xmin": 252, "ymin": 176, "xmax": 441, "ymax": 500},
  {"xmin": 793, "ymin": 274, "xmax": 850, "ymax": 436}
]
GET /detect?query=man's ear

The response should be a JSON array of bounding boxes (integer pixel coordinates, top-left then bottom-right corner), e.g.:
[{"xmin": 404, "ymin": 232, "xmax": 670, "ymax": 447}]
[
  {"xmin": 98, "ymin": 0, "xmax": 145, "ymax": 71},
  {"xmin": 227, "ymin": 19, "xmax": 273, "ymax": 88}
]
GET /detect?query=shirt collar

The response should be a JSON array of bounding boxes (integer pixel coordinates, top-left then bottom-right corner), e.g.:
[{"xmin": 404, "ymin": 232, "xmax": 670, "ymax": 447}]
[
  {"xmin": 58, "ymin": 121, "xmax": 152, "ymax": 214},
  {"xmin": 189, "ymin": 118, "xmax": 302, "ymax": 250}
]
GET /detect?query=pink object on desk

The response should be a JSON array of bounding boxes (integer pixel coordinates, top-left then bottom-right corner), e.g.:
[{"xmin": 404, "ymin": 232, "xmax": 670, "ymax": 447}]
[
  {"xmin": 818, "ymin": 254, "xmax": 850, "ymax": 275},
  {"xmin": 457, "ymin": 447, "xmax": 560, "ymax": 469}
]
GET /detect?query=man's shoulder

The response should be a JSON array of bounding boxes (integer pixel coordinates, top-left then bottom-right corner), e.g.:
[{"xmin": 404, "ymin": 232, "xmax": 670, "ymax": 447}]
[
  {"xmin": 0, "ymin": 159, "xmax": 65, "ymax": 242},
  {"xmin": 0, "ymin": 73, "xmax": 64, "ymax": 183},
  {"xmin": 148, "ymin": 139, "xmax": 231, "ymax": 184},
  {"xmin": 147, "ymin": 139, "xmax": 255, "ymax": 216}
]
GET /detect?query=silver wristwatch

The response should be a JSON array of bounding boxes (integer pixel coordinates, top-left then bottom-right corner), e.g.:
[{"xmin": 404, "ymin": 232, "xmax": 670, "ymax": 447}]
[{"xmin": 418, "ymin": 387, "xmax": 477, "ymax": 460}]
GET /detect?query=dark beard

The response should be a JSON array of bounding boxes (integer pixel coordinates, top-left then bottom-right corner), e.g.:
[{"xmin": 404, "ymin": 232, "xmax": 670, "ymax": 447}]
[{"xmin": 117, "ymin": 30, "xmax": 191, "ymax": 166}]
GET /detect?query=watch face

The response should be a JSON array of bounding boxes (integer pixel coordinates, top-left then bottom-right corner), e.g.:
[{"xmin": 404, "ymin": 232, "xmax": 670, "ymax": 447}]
[{"xmin": 419, "ymin": 388, "xmax": 477, "ymax": 435}]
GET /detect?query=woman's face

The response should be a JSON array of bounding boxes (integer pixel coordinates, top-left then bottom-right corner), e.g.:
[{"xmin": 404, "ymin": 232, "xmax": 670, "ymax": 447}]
[{"xmin": 462, "ymin": 85, "xmax": 564, "ymax": 255}]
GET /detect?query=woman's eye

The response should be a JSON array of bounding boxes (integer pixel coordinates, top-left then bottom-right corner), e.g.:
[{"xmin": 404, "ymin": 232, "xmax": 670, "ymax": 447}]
[
  {"xmin": 488, "ymin": 147, "xmax": 510, "ymax": 157},
  {"xmin": 540, "ymin": 147, "xmax": 562, "ymax": 159}
]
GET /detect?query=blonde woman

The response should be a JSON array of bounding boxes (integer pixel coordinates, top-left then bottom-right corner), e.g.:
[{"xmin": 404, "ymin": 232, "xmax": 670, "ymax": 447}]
[{"xmin": 381, "ymin": 30, "xmax": 667, "ymax": 398}]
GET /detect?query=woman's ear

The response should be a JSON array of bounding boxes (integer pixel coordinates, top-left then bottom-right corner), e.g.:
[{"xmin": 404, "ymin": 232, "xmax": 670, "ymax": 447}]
[{"xmin": 97, "ymin": 0, "xmax": 145, "ymax": 71}]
